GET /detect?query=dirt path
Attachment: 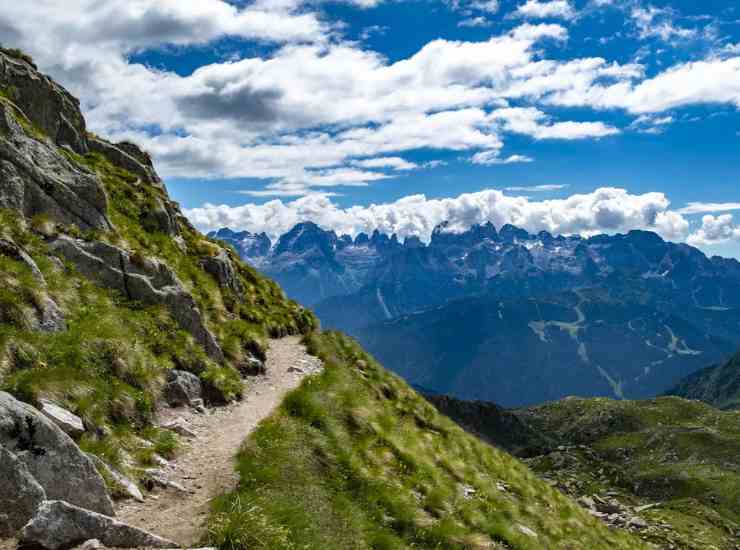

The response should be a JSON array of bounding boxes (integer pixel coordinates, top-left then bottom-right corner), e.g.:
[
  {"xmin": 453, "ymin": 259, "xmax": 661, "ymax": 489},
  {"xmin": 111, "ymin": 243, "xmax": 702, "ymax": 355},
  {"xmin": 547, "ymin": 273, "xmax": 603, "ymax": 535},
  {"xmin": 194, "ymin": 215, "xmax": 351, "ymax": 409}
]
[{"xmin": 116, "ymin": 336, "xmax": 322, "ymax": 547}]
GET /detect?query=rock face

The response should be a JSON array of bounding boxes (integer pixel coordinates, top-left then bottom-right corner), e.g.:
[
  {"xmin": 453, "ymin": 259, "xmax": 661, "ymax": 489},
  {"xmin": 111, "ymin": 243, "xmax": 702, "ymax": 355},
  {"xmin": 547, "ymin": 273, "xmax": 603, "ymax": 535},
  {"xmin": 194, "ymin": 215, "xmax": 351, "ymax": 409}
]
[
  {"xmin": 0, "ymin": 101, "xmax": 111, "ymax": 231},
  {"xmin": 49, "ymin": 236, "xmax": 223, "ymax": 361},
  {"xmin": 0, "ymin": 51, "xmax": 88, "ymax": 154},
  {"xmin": 39, "ymin": 400, "xmax": 85, "ymax": 437},
  {"xmin": 20, "ymin": 500, "xmax": 177, "ymax": 550},
  {"xmin": 0, "ymin": 391, "xmax": 114, "ymax": 516},
  {"xmin": 0, "ymin": 445, "xmax": 46, "ymax": 537},
  {"xmin": 88, "ymin": 137, "xmax": 163, "ymax": 188},
  {"xmin": 201, "ymin": 250, "xmax": 243, "ymax": 295},
  {"xmin": 164, "ymin": 370, "xmax": 203, "ymax": 407}
]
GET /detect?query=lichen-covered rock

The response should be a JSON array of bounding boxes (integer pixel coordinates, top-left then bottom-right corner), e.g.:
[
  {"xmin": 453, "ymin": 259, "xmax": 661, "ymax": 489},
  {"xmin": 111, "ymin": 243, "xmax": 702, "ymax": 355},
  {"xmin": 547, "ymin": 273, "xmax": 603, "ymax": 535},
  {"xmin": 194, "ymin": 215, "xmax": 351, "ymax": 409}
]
[
  {"xmin": 0, "ymin": 51, "xmax": 88, "ymax": 154},
  {"xmin": 0, "ymin": 445, "xmax": 46, "ymax": 537},
  {"xmin": 20, "ymin": 500, "xmax": 176, "ymax": 550},
  {"xmin": 49, "ymin": 236, "xmax": 223, "ymax": 361},
  {"xmin": 0, "ymin": 102, "xmax": 111, "ymax": 230},
  {"xmin": 164, "ymin": 370, "xmax": 202, "ymax": 407},
  {"xmin": 0, "ymin": 391, "xmax": 114, "ymax": 516}
]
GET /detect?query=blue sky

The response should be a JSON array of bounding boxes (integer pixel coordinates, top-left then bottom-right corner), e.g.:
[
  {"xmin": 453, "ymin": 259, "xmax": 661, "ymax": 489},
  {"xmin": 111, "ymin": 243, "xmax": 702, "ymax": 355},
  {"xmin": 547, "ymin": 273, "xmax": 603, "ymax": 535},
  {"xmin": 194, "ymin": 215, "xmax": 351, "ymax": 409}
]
[{"xmin": 2, "ymin": 0, "xmax": 739, "ymax": 256}]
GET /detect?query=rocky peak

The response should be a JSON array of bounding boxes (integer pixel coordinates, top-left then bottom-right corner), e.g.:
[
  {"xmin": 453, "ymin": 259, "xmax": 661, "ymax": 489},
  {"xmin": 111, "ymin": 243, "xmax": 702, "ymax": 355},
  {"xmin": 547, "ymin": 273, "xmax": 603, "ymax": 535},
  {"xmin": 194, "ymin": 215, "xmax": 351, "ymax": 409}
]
[
  {"xmin": 0, "ymin": 50, "xmax": 88, "ymax": 154},
  {"xmin": 499, "ymin": 224, "xmax": 531, "ymax": 243},
  {"xmin": 274, "ymin": 221, "xmax": 337, "ymax": 256}
]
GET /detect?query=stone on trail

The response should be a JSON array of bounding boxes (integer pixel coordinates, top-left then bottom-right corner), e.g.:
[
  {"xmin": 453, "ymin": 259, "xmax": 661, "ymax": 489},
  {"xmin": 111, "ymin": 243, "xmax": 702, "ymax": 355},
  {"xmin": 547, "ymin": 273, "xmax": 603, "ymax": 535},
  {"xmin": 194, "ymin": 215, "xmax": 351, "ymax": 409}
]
[{"xmin": 20, "ymin": 500, "xmax": 177, "ymax": 550}]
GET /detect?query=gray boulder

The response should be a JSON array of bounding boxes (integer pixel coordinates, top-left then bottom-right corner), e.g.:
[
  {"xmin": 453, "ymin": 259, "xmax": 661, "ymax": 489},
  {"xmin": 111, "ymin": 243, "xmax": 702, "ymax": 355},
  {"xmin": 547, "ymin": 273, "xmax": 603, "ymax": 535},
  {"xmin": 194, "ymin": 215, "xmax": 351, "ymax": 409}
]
[
  {"xmin": 0, "ymin": 51, "xmax": 89, "ymax": 154},
  {"xmin": 49, "ymin": 236, "xmax": 223, "ymax": 361},
  {"xmin": 39, "ymin": 400, "xmax": 85, "ymax": 437},
  {"xmin": 164, "ymin": 370, "xmax": 202, "ymax": 407},
  {"xmin": 20, "ymin": 500, "xmax": 176, "ymax": 550},
  {"xmin": 0, "ymin": 102, "xmax": 111, "ymax": 231},
  {"xmin": 201, "ymin": 250, "xmax": 243, "ymax": 295},
  {"xmin": 0, "ymin": 391, "xmax": 114, "ymax": 516},
  {"xmin": 0, "ymin": 445, "xmax": 46, "ymax": 537}
]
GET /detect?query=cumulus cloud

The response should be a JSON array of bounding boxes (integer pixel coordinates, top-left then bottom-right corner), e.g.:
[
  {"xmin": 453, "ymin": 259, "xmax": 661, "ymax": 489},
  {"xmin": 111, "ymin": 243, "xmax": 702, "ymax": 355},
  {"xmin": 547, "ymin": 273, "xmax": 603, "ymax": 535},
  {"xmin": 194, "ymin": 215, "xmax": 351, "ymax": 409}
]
[
  {"xmin": 185, "ymin": 187, "xmax": 690, "ymax": 243},
  {"xmin": 514, "ymin": 0, "xmax": 577, "ymax": 20},
  {"xmin": 678, "ymin": 202, "xmax": 740, "ymax": 215},
  {"xmin": 490, "ymin": 107, "xmax": 620, "ymax": 139},
  {"xmin": 687, "ymin": 214, "xmax": 740, "ymax": 245}
]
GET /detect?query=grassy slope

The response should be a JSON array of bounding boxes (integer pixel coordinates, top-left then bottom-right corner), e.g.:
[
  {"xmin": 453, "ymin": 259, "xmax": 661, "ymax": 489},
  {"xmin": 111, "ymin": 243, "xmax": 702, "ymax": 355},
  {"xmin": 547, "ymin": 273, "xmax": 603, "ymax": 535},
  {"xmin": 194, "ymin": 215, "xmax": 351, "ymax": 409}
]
[
  {"xmin": 0, "ymin": 98, "xmax": 315, "ymax": 476},
  {"xmin": 517, "ymin": 397, "xmax": 740, "ymax": 549},
  {"xmin": 207, "ymin": 332, "xmax": 645, "ymax": 550}
]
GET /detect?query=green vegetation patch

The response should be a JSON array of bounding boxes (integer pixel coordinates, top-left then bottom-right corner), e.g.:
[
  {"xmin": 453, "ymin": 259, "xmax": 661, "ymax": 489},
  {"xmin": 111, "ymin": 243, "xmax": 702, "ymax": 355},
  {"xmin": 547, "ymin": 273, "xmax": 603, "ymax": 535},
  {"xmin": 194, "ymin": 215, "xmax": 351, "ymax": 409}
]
[{"xmin": 207, "ymin": 332, "xmax": 645, "ymax": 550}]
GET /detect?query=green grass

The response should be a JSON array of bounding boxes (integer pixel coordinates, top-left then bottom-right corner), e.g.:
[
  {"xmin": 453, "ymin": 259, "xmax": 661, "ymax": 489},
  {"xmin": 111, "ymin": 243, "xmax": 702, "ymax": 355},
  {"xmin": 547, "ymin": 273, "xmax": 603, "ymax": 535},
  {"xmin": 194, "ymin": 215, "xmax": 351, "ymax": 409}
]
[
  {"xmin": 0, "ymin": 125, "xmax": 314, "ymax": 476},
  {"xmin": 518, "ymin": 396, "xmax": 740, "ymax": 549},
  {"xmin": 207, "ymin": 332, "xmax": 646, "ymax": 550}
]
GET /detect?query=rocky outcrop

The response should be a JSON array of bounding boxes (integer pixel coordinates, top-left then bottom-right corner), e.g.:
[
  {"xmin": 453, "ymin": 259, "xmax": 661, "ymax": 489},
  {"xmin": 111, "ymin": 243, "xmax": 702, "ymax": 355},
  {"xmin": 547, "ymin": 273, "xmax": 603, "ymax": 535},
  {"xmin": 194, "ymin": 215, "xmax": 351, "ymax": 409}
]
[
  {"xmin": 201, "ymin": 250, "xmax": 243, "ymax": 295},
  {"xmin": 88, "ymin": 137, "xmax": 163, "ymax": 188},
  {"xmin": 0, "ymin": 391, "xmax": 114, "ymax": 516},
  {"xmin": 0, "ymin": 101, "xmax": 111, "ymax": 230},
  {"xmin": 163, "ymin": 370, "xmax": 202, "ymax": 407},
  {"xmin": 20, "ymin": 500, "xmax": 177, "ymax": 550},
  {"xmin": 0, "ymin": 445, "xmax": 46, "ymax": 537},
  {"xmin": 141, "ymin": 197, "xmax": 179, "ymax": 236},
  {"xmin": 49, "ymin": 236, "xmax": 223, "ymax": 361},
  {"xmin": 0, "ymin": 51, "xmax": 88, "ymax": 154},
  {"xmin": 39, "ymin": 400, "xmax": 85, "ymax": 437}
]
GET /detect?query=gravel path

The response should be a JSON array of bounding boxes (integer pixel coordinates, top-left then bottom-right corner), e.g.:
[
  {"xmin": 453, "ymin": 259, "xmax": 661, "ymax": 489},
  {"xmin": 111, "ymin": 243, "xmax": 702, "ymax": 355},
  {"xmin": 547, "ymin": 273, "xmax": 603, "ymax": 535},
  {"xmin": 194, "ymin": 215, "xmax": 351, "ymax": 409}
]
[{"xmin": 115, "ymin": 336, "xmax": 322, "ymax": 547}]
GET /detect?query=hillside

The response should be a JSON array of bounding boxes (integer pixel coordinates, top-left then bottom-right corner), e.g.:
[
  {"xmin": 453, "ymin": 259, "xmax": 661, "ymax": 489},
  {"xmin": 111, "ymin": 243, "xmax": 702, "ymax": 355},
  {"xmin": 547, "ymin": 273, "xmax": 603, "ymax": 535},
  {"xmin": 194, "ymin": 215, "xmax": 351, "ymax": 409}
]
[
  {"xmin": 214, "ymin": 222, "xmax": 740, "ymax": 405},
  {"xmin": 667, "ymin": 351, "xmax": 740, "ymax": 410},
  {"xmin": 207, "ymin": 332, "xmax": 645, "ymax": 550},
  {"xmin": 429, "ymin": 393, "xmax": 740, "ymax": 549},
  {"xmin": 0, "ymin": 48, "xmax": 313, "ymax": 546}
]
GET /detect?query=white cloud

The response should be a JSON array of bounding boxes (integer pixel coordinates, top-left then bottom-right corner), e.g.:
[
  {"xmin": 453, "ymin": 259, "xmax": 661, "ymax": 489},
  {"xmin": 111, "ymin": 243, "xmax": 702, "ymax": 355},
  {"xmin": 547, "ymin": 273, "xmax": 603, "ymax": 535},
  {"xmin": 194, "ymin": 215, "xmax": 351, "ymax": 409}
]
[
  {"xmin": 514, "ymin": 0, "xmax": 577, "ymax": 21},
  {"xmin": 458, "ymin": 17, "xmax": 491, "ymax": 28},
  {"xmin": 471, "ymin": 151, "xmax": 534, "ymax": 165},
  {"xmin": 630, "ymin": 5, "xmax": 701, "ymax": 43},
  {"xmin": 687, "ymin": 214, "xmax": 740, "ymax": 245},
  {"xmin": 677, "ymin": 202, "xmax": 740, "ymax": 215},
  {"xmin": 185, "ymin": 187, "xmax": 690, "ymax": 243},
  {"xmin": 490, "ymin": 107, "xmax": 620, "ymax": 139},
  {"xmin": 504, "ymin": 184, "xmax": 568, "ymax": 191},
  {"xmin": 544, "ymin": 57, "xmax": 740, "ymax": 114},
  {"xmin": 352, "ymin": 157, "xmax": 418, "ymax": 170}
]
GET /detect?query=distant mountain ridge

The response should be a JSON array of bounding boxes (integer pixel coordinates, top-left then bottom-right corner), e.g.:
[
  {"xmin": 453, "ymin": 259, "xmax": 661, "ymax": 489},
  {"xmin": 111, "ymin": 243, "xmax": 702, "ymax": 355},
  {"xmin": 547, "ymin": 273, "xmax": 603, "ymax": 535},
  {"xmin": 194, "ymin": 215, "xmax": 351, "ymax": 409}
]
[
  {"xmin": 667, "ymin": 350, "xmax": 740, "ymax": 410},
  {"xmin": 211, "ymin": 221, "xmax": 740, "ymax": 405}
]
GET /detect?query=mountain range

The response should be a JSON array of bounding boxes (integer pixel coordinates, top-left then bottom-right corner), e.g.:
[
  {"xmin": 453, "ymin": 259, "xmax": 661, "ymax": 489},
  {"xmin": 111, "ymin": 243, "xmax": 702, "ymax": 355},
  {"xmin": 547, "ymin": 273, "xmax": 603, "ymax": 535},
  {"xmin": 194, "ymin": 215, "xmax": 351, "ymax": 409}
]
[{"xmin": 211, "ymin": 222, "xmax": 740, "ymax": 405}]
